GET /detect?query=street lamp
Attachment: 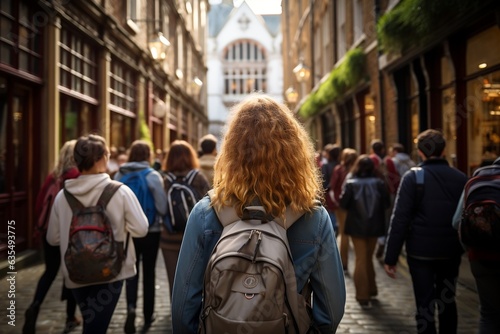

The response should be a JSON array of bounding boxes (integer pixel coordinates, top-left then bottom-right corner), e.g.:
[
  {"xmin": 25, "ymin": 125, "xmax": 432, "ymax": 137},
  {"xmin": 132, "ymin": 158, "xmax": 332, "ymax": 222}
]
[
  {"xmin": 149, "ymin": 32, "xmax": 170, "ymax": 60},
  {"xmin": 152, "ymin": 97, "xmax": 167, "ymax": 118},
  {"xmin": 285, "ymin": 86, "xmax": 299, "ymax": 104},
  {"xmin": 293, "ymin": 58, "xmax": 311, "ymax": 83},
  {"xmin": 192, "ymin": 77, "xmax": 203, "ymax": 95}
]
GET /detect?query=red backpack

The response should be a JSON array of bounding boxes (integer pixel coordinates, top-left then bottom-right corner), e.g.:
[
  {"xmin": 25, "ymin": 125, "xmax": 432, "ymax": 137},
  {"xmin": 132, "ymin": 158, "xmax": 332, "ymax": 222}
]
[{"xmin": 36, "ymin": 176, "xmax": 62, "ymax": 237}]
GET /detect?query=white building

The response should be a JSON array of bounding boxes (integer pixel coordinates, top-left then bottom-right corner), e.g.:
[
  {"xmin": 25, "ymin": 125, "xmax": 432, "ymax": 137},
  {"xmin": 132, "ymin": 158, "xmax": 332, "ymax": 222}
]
[{"xmin": 207, "ymin": 0, "xmax": 283, "ymax": 141}]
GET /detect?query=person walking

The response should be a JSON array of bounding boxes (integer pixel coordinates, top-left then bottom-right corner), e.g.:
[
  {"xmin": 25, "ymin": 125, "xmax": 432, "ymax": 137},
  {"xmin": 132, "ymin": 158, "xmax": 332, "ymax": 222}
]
[
  {"xmin": 321, "ymin": 143, "xmax": 341, "ymax": 233},
  {"xmin": 339, "ymin": 154, "xmax": 390, "ymax": 309},
  {"xmin": 369, "ymin": 139, "xmax": 399, "ymax": 261},
  {"xmin": 171, "ymin": 94, "xmax": 346, "ymax": 333},
  {"xmin": 389, "ymin": 143, "xmax": 416, "ymax": 178},
  {"xmin": 452, "ymin": 156, "xmax": 500, "ymax": 334},
  {"xmin": 114, "ymin": 140, "xmax": 167, "ymax": 333},
  {"xmin": 330, "ymin": 148, "xmax": 358, "ymax": 273},
  {"xmin": 23, "ymin": 140, "xmax": 81, "ymax": 334},
  {"xmin": 46, "ymin": 134, "xmax": 149, "ymax": 334},
  {"xmin": 197, "ymin": 134, "xmax": 218, "ymax": 188},
  {"xmin": 160, "ymin": 140, "xmax": 210, "ymax": 302},
  {"xmin": 384, "ymin": 129, "xmax": 467, "ymax": 334}
]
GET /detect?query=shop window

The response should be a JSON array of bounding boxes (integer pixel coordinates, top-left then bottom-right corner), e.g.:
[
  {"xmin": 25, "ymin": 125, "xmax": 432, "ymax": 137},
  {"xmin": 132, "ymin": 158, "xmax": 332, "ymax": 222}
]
[
  {"xmin": 364, "ymin": 95, "xmax": 376, "ymax": 150},
  {"xmin": 60, "ymin": 97, "xmax": 96, "ymax": 145},
  {"xmin": 466, "ymin": 71, "xmax": 500, "ymax": 172},
  {"xmin": 111, "ymin": 113, "xmax": 134, "ymax": 151},
  {"xmin": 466, "ymin": 27, "xmax": 500, "ymax": 75}
]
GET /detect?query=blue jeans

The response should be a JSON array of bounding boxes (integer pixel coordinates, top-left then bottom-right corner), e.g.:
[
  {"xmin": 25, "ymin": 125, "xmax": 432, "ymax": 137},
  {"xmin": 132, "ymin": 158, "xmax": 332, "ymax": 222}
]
[
  {"xmin": 470, "ymin": 259, "xmax": 500, "ymax": 334},
  {"xmin": 407, "ymin": 256, "xmax": 461, "ymax": 334},
  {"xmin": 72, "ymin": 280, "xmax": 123, "ymax": 334}
]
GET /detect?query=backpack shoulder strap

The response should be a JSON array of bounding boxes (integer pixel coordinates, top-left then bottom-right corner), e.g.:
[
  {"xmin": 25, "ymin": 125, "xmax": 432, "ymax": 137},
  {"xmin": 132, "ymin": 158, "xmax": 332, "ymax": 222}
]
[
  {"xmin": 207, "ymin": 189, "xmax": 304, "ymax": 229},
  {"xmin": 64, "ymin": 187, "xmax": 84, "ymax": 213},
  {"xmin": 185, "ymin": 169, "xmax": 199, "ymax": 184},
  {"xmin": 139, "ymin": 167, "xmax": 154, "ymax": 177},
  {"xmin": 97, "ymin": 181, "xmax": 122, "ymax": 208},
  {"xmin": 411, "ymin": 167, "xmax": 424, "ymax": 211},
  {"xmin": 165, "ymin": 172, "xmax": 176, "ymax": 183}
]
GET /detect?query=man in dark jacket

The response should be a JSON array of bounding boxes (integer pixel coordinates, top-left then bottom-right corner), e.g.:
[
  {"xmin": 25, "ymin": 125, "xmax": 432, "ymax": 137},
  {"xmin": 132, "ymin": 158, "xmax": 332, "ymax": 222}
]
[{"xmin": 384, "ymin": 129, "xmax": 467, "ymax": 334}]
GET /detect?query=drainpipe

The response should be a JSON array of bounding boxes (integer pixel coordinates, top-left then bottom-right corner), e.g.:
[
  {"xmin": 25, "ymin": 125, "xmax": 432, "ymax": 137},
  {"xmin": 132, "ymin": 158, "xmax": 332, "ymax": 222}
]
[
  {"xmin": 375, "ymin": 0, "xmax": 386, "ymax": 143},
  {"xmin": 310, "ymin": 0, "xmax": 315, "ymax": 91}
]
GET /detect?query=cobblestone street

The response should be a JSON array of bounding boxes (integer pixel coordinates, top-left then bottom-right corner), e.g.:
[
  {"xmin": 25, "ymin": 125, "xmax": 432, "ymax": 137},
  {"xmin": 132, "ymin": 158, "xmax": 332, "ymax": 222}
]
[{"xmin": 1, "ymin": 247, "xmax": 480, "ymax": 334}]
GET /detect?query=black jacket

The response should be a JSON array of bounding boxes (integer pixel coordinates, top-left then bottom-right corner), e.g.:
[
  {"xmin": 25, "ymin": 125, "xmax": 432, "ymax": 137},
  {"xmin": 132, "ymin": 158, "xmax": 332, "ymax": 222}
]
[
  {"xmin": 339, "ymin": 176, "xmax": 390, "ymax": 237},
  {"xmin": 384, "ymin": 158, "xmax": 467, "ymax": 265}
]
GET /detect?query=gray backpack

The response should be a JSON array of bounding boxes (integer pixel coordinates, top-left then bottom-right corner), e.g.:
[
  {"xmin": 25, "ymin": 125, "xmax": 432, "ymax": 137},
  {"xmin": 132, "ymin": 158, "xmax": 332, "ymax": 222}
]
[{"xmin": 200, "ymin": 199, "xmax": 315, "ymax": 334}]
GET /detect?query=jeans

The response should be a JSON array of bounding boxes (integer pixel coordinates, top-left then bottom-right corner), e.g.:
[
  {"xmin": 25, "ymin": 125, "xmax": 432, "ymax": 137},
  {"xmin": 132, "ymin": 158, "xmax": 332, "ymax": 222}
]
[
  {"xmin": 470, "ymin": 259, "xmax": 500, "ymax": 334},
  {"xmin": 72, "ymin": 280, "xmax": 123, "ymax": 334},
  {"xmin": 406, "ymin": 256, "xmax": 461, "ymax": 334},
  {"xmin": 33, "ymin": 236, "xmax": 77, "ymax": 319},
  {"xmin": 126, "ymin": 232, "xmax": 160, "ymax": 321}
]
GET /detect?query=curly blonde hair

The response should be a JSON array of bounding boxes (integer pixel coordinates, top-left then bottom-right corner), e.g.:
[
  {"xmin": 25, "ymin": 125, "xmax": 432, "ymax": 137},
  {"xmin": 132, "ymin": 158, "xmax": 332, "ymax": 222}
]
[{"xmin": 212, "ymin": 94, "xmax": 322, "ymax": 219}]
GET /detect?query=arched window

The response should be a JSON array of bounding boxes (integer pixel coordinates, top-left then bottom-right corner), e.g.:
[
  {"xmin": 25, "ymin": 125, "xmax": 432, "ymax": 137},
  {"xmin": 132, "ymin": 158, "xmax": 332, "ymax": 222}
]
[{"xmin": 223, "ymin": 39, "xmax": 267, "ymax": 95}]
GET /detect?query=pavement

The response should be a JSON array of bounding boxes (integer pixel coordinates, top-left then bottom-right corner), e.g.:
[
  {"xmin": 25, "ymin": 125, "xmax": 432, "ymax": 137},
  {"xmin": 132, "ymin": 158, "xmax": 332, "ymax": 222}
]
[{"xmin": 0, "ymin": 246, "xmax": 480, "ymax": 334}]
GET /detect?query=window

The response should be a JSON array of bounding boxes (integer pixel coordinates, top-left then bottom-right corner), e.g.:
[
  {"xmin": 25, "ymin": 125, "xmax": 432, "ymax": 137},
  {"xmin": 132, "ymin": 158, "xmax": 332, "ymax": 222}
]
[
  {"xmin": 223, "ymin": 40, "xmax": 267, "ymax": 95},
  {"xmin": 60, "ymin": 97, "xmax": 96, "ymax": 145},
  {"xmin": 466, "ymin": 27, "xmax": 500, "ymax": 173},
  {"xmin": 336, "ymin": 0, "xmax": 346, "ymax": 60},
  {"xmin": 353, "ymin": 0, "xmax": 364, "ymax": 42},
  {"xmin": 0, "ymin": 0, "xmax": 42, "ymax": 77},
  {"xmin": 127, "ymin": 0, "xmax": 139, "ymax": 20},
  {"xmin": 59, "ymin": 30, "xmax": 97, "ymax": 98},
  {"xmin": 110, "ymin": 60, "xmax": 136, "ymax": 113}
]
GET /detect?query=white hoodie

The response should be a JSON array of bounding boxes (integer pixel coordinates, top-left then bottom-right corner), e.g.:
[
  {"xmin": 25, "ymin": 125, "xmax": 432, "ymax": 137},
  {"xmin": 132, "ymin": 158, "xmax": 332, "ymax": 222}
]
[{"xmin": 46, "ymin": 173, "xmax": 149, "ymax": 288}]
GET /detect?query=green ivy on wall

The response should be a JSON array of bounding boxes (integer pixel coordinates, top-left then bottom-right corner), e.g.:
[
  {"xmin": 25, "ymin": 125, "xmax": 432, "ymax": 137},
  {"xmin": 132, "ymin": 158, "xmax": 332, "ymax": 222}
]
[
  {"xmin": 299, "ymin": 48, "xmax": 367, "ymax": 118},
  {"xmin": 377, "ymin": 0, "xmax": 491, "ymax": 54}
]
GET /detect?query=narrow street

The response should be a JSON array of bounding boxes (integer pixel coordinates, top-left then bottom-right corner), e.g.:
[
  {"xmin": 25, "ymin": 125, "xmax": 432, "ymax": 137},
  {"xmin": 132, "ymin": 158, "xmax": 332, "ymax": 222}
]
[{"xmin": 0, "ymin": 247, "xmax": 480, "ymax": 334}]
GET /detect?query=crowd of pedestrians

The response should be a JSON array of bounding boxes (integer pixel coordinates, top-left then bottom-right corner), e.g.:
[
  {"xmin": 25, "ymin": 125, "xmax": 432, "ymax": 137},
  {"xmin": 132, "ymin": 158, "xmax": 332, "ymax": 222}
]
[{"xmin": 23, "ymin": 93, "xmax": 499, "ymax": 334}]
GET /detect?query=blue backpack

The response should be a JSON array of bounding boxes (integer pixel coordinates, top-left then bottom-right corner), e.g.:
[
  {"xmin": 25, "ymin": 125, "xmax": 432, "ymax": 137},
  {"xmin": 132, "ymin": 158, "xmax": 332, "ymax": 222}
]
[{"xmin": 119, "ymin": 168, "xmax": 156, "ymax": 225}]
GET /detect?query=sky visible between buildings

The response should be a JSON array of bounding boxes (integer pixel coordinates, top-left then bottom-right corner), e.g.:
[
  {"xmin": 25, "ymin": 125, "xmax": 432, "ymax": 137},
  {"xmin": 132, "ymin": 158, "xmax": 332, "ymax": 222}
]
[{"xmin": 209, "ymin": 0, "xmax": 283, "ymax": 15}]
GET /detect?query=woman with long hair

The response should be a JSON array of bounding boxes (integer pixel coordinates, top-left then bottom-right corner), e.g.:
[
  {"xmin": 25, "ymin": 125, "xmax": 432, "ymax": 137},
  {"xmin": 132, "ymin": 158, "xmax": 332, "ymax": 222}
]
[
  {"xmin": 171, "ymin": 94, "xmax": 346, "ymax": 333},
  {"xmin": 339, "ymin": 154, "xmax": 390, "ymax": 309},
  {"xmin": 160, "ymin": 140, "xmax": 210, "ymax": 302},
  {"xmin": 114, "ymin": 140, "xmax": 167, "ymax": 333},
  {"xmin": 24, "ymin": 140, "xmax": 81, "ymax": 334}
]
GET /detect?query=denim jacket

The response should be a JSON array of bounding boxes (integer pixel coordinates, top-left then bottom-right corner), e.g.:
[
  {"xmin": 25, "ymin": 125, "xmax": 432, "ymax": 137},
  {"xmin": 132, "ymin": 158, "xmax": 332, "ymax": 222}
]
[{"xmin": 172, "ymin": 196, "xmax": 346, "ymax": 333}]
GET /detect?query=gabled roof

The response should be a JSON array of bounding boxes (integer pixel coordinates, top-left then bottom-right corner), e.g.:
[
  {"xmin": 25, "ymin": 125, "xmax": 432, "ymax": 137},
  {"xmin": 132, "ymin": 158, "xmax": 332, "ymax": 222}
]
[
  {"xmin": 208, "ymin": 1, "xmax": 281, "ymax": 38},
  {"xmin": 208, "ymin": 2, "xmax": 235, "ymax": 37},
  {"xmin": 261, "ymin": 15, "xmax": 281, "ymax": 37}
]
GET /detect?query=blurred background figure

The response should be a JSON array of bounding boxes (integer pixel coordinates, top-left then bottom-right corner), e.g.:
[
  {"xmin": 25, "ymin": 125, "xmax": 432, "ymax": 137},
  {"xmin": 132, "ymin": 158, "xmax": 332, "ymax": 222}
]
[
  {"xmin": 198, "ymin": 134, "xmax": 218, "ymax": 188},
  {"xmin": 23, "ymin": 140, "xmax": 81, "ymax": 334}
]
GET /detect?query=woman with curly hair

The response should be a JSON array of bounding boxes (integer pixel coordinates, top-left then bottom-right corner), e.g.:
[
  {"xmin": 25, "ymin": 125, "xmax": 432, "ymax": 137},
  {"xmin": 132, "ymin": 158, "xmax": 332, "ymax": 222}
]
[{"xmin": 171, "ymin": 94, "xmax": 346, "ymax": 333}]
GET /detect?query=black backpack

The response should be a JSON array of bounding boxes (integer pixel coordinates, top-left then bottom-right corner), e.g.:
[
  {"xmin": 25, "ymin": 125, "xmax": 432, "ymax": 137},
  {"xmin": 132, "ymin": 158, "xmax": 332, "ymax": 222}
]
[
  {"xmin": 459, "ymin": 162, "xmax": 500, "ymax": 251},
  {"xmin": 164, "ymin": 170, "xmax": 202, "ymax": 233}
]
